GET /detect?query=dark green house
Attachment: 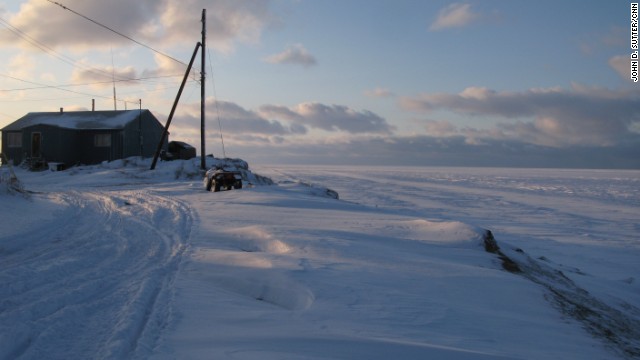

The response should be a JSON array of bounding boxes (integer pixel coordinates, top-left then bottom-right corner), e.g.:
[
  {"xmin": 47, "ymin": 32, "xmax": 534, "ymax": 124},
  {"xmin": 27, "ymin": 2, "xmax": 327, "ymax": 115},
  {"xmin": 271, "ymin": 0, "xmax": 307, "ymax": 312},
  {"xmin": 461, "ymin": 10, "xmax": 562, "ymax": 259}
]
[{"xmin": 1, "ymin": 109, "xmax": 167, "ymax": 168}]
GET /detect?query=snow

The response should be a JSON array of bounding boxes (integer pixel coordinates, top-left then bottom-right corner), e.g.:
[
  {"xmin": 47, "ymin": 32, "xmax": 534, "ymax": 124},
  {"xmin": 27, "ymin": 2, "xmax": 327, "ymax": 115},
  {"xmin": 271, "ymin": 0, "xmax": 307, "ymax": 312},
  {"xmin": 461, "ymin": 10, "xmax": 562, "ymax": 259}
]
[{"xmin": 1, "ymin": 159, "xmax": 638, "ymax": 359}]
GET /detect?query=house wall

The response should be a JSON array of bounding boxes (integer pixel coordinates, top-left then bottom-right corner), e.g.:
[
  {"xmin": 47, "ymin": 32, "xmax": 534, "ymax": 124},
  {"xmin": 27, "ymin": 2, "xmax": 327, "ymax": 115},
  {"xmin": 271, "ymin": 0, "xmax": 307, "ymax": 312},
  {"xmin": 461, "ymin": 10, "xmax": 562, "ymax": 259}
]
[
  {"xmin": 14, "ymin": 125, "xmax": 78, "ymax": 166},
  {"xmin": 1, "ymin": 131, "xmax": 24, "ymax": 165},
  {"xmin": 122, "ymin": 110, "xmax": 167, "ymax": 158},
  {"xmin": 75, "ymin": 129, "xmax": 123, "ymax": 165}
]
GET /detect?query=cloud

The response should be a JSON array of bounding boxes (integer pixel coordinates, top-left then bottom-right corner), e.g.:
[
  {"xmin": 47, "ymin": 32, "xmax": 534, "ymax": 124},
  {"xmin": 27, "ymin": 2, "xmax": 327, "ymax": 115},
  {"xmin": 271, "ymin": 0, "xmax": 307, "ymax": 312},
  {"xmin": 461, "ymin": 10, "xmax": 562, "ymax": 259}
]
[
  {"xmin": 68, "ymin": 52, "xmax": 192, "ymax": 88},
  {"xmin": 399, "ymin": 85, "xmax": 640, "ymax": 147},
  {"xmin": 163, "ymin": 99, "xmax": 392, "ymax": 155},
  {"xmin": 179, "ymin": 99, "xmax": 298, "ymax": 137},
  {"xmin": 264, "ymin": 44, "xmax": 317, "ymax": 67},
  {"xmin": 7, "ymin": 52, "xmax": 36, "ymax": 80},
  {"xmin": 364, "ymin": 87, "xmax": 395, "ymax": 98},
  {"xmin": 580, "ymin": 26, "xmax": 626, "ymax": 55},
  {"xmin": 0, "ymin": 0, "xmax": 276, "ymax": 53},
  {"xmin": 424, "ymin": 120, "xmax": 459, "ymax": 137},
  {"xmin": 146, "ymin": 96, "xmax": 638, "ymax": 169},
  {"xmin": 260, "ymin": 103, "xmax": 394, "ymax": 134},
  {"xmin": 609, "ymin": 55, "xmax": 632, "ymax": 81},
  {"xmin": 70, "ymin": 65, "xmax": 138, "ymax": 88},
  {"xmin": 159, "ymin": 0, "xmax": 275, "ymax": 54},
  {"xmin": 429, "ymin": 3, "xmax": 480, "ymax": 31}
]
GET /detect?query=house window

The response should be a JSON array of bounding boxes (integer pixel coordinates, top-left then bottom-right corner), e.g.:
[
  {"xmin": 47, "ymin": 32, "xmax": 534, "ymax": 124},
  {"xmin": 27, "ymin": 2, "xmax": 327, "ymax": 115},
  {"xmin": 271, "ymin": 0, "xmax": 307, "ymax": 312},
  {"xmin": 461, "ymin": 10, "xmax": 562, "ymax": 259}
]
[
  {"xmin": 7, "ymin": 133, "xmax": 22, "ymax": 148},
  {"xmin": 94, "ymin": 134, "xmax": 111, "ymax": 147}
]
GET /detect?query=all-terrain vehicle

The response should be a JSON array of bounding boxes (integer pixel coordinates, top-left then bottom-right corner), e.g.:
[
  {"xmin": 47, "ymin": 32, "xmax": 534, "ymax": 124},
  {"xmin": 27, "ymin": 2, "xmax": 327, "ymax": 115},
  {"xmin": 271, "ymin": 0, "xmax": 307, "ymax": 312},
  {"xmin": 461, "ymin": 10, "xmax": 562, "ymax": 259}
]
[{"xmin": 204, "ymin": 168, "xmax": 243, "ymax": 192}]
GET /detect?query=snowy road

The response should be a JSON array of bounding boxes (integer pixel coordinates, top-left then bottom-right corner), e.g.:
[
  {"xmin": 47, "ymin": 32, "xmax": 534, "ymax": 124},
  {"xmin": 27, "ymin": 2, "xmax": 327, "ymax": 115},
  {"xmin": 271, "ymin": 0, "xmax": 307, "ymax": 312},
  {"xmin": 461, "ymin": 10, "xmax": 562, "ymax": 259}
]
[{"xmin": 0, "ymin": 189, "xmax": 192, "ymax": 359}]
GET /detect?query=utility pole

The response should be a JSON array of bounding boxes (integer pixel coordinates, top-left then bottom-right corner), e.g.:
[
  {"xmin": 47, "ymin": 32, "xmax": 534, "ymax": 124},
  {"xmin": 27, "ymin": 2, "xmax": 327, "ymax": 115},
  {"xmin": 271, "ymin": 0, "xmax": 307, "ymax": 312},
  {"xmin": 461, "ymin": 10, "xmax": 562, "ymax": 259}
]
[
  {"xmin": 200, "ymin": 9, "xmax": 206, "ymax": 170},
  {"xmin": 150, "ymin": 42, "xmax": 202, "ymax": 170}
]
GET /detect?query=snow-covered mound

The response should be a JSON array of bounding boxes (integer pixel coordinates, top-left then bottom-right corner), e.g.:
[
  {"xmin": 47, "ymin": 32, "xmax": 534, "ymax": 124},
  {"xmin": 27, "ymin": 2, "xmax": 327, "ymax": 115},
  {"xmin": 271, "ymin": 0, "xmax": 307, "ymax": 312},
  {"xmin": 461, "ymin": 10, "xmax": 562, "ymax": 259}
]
[
  {"xmin": 34, "ymin": 156, "xmax": 275, "ymax": 190},
  {"xmin": 0, "ymin": 165, "xmax": 26, "ymax": 195}
]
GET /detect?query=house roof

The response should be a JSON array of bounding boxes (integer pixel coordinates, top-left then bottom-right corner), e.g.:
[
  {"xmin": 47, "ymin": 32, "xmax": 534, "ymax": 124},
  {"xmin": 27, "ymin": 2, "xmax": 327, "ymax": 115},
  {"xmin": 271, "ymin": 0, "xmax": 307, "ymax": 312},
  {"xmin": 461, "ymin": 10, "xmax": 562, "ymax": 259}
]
[{"xmin": 1, "ymin": 110, "xmax": 154, "ymax": 131}]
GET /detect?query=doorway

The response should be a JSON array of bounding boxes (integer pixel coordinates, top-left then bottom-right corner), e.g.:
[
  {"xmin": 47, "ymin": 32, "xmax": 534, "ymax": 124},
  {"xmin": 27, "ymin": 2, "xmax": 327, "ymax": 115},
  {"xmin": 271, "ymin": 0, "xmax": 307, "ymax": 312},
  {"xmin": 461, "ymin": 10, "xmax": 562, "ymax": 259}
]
[{"xmin": 31, "ymin": 132, "xmax": 42, "ymax": 158}]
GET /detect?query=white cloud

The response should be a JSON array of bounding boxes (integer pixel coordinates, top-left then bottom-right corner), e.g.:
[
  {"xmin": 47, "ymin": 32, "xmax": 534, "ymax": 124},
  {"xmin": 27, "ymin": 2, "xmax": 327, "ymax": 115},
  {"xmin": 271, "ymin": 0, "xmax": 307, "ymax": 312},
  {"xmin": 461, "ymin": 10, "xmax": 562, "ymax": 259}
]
[
  {"xmin": 429, "ymin": 3, "xmax": 480, "ymax": 31},
  {"xmin": 264, "ymin": 44, "xmax": 317, "ymax": 67},
  {"xmin": 459, "ymin": 86, "xmax": 494, "ymax": 100}
]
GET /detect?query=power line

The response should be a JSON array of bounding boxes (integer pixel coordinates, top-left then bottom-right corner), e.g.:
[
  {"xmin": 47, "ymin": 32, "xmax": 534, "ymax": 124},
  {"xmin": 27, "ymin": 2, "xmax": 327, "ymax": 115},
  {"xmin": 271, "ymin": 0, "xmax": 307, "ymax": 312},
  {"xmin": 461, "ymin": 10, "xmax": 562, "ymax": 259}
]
[
  {"xmin": 0, "ymin": 73, "xmax": 156, "ymax": 105},
  {"xmin": 0, "ymin": 74, "xmax": 184, "ymax": 92},
  {"xmin": 0, "ymin": 16, "xmax": 186, "ymax": 86},
  {"xmin": 45, "ymin": 0, "xmax": 188, "ymax": 68},
  {"xmin": 0, "ymin": 16, "xmax": 116, "ymax": 81},
  {"xmin": 208, "ymin": 48, "xmax": 226, "ymax": 158}
]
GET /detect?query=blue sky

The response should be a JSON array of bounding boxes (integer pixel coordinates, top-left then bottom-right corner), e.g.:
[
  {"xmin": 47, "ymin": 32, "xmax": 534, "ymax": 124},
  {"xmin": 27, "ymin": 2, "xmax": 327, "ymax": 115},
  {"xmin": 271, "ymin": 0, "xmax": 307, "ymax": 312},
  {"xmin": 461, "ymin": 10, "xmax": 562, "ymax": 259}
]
[{"xmin": 1, "ymin": 0, "xmax": 638, "ymax": 168}]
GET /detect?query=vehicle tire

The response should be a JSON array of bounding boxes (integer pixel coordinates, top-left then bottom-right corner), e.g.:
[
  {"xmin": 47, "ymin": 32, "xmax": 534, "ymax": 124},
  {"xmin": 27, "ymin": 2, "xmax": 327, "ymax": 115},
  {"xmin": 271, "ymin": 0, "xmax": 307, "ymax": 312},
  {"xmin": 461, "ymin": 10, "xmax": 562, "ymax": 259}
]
[
  {"xmin": 214, "ymin": 182, "xmax": 221, "ymax": 192},
  {"xmin": 206, "ymin": 178, "xmax": 213, "ymax": 191},
  {"xmin": 235, "ymin": 181, "xmax": 243, "ymax": 189}
]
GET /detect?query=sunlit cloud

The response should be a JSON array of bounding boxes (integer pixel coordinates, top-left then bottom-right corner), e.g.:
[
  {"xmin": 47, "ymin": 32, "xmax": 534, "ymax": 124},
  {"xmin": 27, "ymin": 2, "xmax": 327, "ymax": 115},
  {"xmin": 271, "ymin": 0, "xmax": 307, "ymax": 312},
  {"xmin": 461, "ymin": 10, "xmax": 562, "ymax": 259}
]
[
  {"xmin": 264, "ymin": 44, "xmax": 317, "ymax": 68},
  {"xmin": 429, "ymin": 3, "xmax": 480, "ymax": 31}
]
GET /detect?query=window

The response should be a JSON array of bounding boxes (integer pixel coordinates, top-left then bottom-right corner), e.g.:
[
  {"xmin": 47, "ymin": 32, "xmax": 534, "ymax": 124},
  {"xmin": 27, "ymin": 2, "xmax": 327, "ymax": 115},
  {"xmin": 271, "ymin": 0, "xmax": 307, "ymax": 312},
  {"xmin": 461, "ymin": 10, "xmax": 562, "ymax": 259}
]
[
  {"xmin": 94, "ymin": 134, "xmax": 111, "ymax": 147},
  {"xmin": 7, "ymin": 133, "xmax": 22, "ymax": 148}
]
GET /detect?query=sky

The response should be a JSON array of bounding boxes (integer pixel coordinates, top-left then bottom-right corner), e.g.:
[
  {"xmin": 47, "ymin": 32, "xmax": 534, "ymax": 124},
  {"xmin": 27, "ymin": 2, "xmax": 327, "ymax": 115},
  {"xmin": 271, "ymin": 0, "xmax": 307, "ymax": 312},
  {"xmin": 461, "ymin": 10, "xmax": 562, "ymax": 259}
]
[{"xmin": 0, "ymin": 0, "xmax": 639, "ymax": 168}]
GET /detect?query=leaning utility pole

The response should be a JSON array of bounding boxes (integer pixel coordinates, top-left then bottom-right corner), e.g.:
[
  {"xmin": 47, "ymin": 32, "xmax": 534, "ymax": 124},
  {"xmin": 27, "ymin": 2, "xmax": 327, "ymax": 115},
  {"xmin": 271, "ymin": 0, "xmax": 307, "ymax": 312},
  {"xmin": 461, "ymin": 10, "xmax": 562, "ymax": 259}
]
[
  {"xmin": 150, "ymin": 42, "xmax": 202, "ymax": 170},
  {"xmin": 200, "ymin": 9, "xmax": 206, "ymax": 170}
]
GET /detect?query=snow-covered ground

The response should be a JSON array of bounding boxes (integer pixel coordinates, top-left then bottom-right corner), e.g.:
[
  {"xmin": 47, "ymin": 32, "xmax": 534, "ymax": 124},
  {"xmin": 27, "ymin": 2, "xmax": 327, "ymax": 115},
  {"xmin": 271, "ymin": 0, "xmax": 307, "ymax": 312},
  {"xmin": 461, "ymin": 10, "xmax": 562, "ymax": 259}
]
[{"xmin": 1, "ymin": 159, "xmax": 638, "ymax": 359}]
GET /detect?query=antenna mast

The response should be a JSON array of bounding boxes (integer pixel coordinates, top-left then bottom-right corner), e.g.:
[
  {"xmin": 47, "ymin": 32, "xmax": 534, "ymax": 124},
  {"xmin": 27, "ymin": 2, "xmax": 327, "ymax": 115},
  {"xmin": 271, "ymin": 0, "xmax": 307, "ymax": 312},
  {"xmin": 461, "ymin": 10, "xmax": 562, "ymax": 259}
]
[{"xmin": 111, "ymin": 48, "xmax": 117, "ymax": 110}]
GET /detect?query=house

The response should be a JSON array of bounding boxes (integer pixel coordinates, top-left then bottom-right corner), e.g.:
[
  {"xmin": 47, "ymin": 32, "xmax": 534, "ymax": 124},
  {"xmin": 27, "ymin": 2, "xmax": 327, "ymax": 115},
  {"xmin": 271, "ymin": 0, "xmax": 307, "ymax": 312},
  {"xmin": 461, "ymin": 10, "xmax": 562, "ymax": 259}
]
[{"xmin": 1, "ymin": 109, "xmax": 167, "ymax": 169}]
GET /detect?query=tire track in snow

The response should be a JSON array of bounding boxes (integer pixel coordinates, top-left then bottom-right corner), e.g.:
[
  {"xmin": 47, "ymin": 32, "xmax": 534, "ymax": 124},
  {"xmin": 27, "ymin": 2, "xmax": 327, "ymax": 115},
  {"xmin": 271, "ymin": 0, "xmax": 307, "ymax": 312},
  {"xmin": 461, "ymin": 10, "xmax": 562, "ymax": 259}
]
[{"xmin": 0, "ymin": 190, "xmax": 192, "ymax": 360}]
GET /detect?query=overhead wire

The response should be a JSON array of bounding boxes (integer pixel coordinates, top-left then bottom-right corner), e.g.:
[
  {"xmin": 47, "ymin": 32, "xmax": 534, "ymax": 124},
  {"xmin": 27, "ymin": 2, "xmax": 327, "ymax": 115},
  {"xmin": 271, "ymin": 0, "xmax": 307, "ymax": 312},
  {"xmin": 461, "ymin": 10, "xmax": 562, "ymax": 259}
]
[
  {"xmin": 0, "ymin": 15, "xmax": 186, "ymax": 90},
  {"xmin": 0, "ymin": 73, "xmax": 195, "ymax": 106},
  {"xmin": 0, "ymin": 74, "xmax": 184, "ymax": 92},
  {"xmin": 208, "ymin": 48, "xmax": 226, "ymax": 158},
  {"xmin": 45, "ymin": 0, "xmax": 188, "ymax": 68},
  {"xmin": 0, "ymin": 2, "xmax": 199, "ymax": 108},
  {"xmin": 0, "ymin": 1, "xmax": 204, "ymax": 114},
  {"xmin": 0, "ymin": 16, "xmax": 116, "ymax": 81},
  {"xmin": 1, "ymin": 73, "xmax": 110, "ymax": 99}
]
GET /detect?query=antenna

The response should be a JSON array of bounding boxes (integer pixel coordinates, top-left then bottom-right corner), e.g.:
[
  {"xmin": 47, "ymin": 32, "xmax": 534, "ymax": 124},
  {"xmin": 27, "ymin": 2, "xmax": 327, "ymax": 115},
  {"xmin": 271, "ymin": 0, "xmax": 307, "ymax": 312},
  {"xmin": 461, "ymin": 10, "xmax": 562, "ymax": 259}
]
[{"xmin": 111, "ymin": 48, "xmax": 116, "ymax": 110}]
